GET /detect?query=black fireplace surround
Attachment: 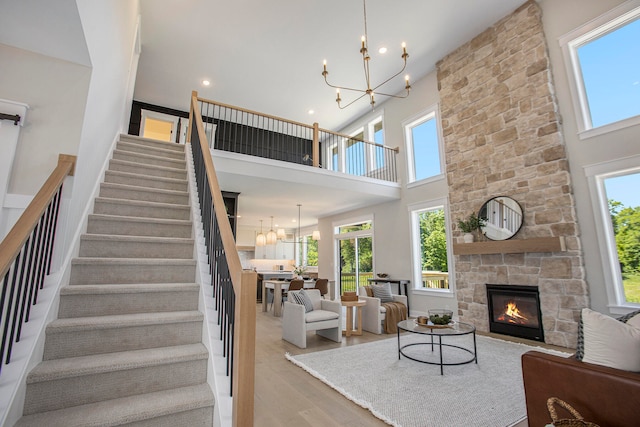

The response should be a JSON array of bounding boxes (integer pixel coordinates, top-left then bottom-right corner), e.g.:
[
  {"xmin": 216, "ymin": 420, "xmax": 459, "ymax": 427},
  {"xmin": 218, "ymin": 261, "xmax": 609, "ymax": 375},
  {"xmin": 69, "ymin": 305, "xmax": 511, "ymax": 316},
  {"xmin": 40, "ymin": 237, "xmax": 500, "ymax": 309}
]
[{"xmin": 486, "ymin": 284, "xmax": 544, "ymax": 342}]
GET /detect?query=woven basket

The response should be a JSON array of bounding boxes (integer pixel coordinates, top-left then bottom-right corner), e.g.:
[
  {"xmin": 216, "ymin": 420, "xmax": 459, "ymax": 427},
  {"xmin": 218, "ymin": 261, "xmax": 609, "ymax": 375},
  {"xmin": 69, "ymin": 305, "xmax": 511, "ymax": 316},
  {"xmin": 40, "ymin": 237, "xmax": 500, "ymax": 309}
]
[{"xmin": 546, "ymin": 398, "xmax": 600, "ymax": 427}]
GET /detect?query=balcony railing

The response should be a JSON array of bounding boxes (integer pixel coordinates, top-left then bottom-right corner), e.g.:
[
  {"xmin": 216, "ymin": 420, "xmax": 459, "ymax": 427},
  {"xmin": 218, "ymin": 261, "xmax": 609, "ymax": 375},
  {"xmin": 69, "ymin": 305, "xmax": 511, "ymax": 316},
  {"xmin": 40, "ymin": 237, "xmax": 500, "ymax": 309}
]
[
  {"xmin": 194, "ymin": 95, "xmax": 398, "ymax": 183},
  {"xmin": 421, "ymin": 271, "xmax": 449, "ymax": 289}
]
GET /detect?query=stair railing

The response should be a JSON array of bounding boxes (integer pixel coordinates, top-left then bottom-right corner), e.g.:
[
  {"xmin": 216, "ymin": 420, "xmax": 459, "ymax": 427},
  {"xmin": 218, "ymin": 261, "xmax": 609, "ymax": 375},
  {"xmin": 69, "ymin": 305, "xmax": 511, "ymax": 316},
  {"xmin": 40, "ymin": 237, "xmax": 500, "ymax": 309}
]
[
  {"xmin": 189, "ymin": 91, "xmax": 256, "ymax": 427},
  {"xmin": 0, "ymin": 154, "xmax": 76, "ymax": 375},
  {"xmin": 195, "ymin": 96, "xmax": 399, "ymax": 182}
]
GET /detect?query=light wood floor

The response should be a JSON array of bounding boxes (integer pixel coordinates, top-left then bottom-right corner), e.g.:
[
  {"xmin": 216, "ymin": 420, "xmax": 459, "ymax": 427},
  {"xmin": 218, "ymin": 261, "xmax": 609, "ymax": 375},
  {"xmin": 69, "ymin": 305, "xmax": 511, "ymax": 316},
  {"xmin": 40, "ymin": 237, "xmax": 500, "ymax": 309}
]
[{"xmin": 252, "ymin": 303, "xmax": 558, "ymax": 426}]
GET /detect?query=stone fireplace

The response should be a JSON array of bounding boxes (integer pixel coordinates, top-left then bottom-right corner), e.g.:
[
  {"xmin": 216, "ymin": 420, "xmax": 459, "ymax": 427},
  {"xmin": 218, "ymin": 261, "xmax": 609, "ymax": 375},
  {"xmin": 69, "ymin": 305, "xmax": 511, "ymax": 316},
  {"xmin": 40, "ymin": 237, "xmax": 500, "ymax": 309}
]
[{"xmin": 437, "ymin": 1, "xmax": 587, "ymax": 348}]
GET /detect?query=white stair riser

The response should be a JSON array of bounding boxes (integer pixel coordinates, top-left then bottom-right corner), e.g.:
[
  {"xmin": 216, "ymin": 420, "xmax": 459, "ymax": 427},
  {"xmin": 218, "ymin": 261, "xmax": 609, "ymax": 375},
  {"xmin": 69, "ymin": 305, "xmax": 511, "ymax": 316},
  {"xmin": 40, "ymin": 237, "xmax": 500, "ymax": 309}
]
[
  {"xmin": 93, "ymin": 199, "xmax": 191, "ymax": 220},
  {"xmin": 24, "ymin": 359, "xmax": 207, "ymax": 415},
  {"xmin": 99, "ymin": 185, "xmax": 189, "ymax": 205},
  {"xmin": 58, "ymin": 287, "xmax": 199, "ymax": 318},
  {"xmin": 87, "ymin": 217, "xmax": 192, "ymax": 238},
  {"xmin": 79, "ymin": 238, "xmax": 194, "ymax": 259},
  {"xmin": 43, "ymin": 320, "xmax": 203, "ymax": 360},
  {"xmin": 69, "ymin": 262, "xmax": 196, "ymax": 285},
  {"xmin": 104, "ymin": 172, "xmax": 188, "ymax": 192},
  {"xmin": 112, "ymin": 150, "xmax": 186, "ymax": 170},
  {"xmin": 109, "ymin": 160, "xmax": 187, "ymax": 180},
  {"xmin": 116, "ymin": 141, "xmax": 186, "ymax": 160}
]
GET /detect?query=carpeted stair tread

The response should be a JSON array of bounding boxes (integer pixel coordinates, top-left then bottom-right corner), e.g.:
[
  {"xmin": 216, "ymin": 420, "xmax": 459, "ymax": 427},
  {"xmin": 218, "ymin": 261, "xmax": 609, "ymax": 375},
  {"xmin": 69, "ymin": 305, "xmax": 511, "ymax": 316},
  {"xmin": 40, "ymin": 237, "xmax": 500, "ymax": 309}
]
[
  {"xmin": 46, "ymin": 311, "xmax": 204, "ymax": 333},
  {"xmin": 87, "ymin": 213, "xmax": 192, "ymax": 226},
  {"xmin": 14, "ymin": 383, "xmax": 214, "ymax": 427},
  {"xmin": 93, "ymin": 197, "xmax": 191, "ymax": 220},
  {"xmin": 80, "ymin": 234, "xmax": 194, "ymax": 245},
  {"xmin": 99, "ymin": 182, "xmax": 189, "ymax": 205},
  {"xmin": 108, "ymin": 159, "xmax": 187, "ymax": 180},
  {"xmin": 116, "ymin": 141, "xmax": 186, "ymax": 160},
  {"xmin": 58, "ymin": 282, "xmax": 199, "ymax": 317},
  {"xmin": 27, "ymin": 344, "xmax": 208, "ymax": 383},
  {"xmin": 86, "ymin": 214, "xmax": 193, "ymax": 239},
  {"xmin": 79, "ymin": 234, "xmax": 194, "ymax": 258},
  {"xmin": 60, "ymin": 282, "xmax": 199, "ymax": 296},
  {"xmin": 112, "ymin": 149, "xmax": 186, "ymax": 168},
  {"xmin": 104, "ymin": 170, "xmax": 188, "ymax": 191},
  {"xmin": 119, "ymin": 134, "xmax": 186, "ymax": 152},
  {"xmin": 71, "ymin": 257, "xmax": 196, "ymax": 267}
]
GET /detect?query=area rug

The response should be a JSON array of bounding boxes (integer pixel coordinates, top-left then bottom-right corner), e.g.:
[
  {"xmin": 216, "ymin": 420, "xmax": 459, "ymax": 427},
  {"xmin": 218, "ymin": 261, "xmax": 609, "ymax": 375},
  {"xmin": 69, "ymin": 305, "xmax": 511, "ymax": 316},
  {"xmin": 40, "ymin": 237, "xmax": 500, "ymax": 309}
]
[{"xmin": 286, "ymin": 334, "xmax": 570, "ymax": 427}]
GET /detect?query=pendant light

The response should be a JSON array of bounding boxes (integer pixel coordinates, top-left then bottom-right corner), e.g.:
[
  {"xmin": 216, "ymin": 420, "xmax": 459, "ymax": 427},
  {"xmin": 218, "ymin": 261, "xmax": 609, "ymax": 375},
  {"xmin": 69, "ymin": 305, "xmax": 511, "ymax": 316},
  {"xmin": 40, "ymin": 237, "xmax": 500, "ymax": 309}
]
[{"xmin": 256, "ymin": 220, "xmax": 266, "ymax": 247}]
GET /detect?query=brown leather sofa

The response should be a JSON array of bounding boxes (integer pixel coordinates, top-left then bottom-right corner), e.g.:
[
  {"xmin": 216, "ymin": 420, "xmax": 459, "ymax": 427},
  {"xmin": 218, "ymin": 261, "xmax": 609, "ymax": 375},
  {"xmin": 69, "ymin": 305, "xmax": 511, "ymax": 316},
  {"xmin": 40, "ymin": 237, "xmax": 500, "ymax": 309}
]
[{"xmin": 521, "ymin": 351, "xmax": 640, "ymax": 427}]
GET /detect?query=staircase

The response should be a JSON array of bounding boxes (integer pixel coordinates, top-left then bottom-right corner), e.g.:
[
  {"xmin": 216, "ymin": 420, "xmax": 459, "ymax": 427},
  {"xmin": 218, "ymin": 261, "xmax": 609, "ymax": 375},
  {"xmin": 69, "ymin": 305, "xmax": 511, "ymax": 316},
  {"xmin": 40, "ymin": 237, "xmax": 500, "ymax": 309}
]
[{"xmin": 15, "ymin": 135, "xmax": 214, "ymax": 426}]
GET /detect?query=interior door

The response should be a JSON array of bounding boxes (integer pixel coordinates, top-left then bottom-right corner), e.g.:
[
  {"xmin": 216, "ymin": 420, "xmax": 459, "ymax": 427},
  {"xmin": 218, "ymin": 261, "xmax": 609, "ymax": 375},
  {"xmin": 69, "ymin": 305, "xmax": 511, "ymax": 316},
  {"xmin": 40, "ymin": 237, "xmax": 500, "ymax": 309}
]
[{"xmin": 140, "ymin": 109, "xmax": 180, "ymax": 142}]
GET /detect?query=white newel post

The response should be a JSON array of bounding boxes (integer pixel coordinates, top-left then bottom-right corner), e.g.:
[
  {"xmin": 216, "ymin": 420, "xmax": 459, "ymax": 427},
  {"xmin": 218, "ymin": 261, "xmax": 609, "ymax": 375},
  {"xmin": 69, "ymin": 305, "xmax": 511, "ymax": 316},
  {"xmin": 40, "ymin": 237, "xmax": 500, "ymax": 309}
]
[{"xmin": 0, "ymin": 99, "xmax": 29, "ymax": 240}]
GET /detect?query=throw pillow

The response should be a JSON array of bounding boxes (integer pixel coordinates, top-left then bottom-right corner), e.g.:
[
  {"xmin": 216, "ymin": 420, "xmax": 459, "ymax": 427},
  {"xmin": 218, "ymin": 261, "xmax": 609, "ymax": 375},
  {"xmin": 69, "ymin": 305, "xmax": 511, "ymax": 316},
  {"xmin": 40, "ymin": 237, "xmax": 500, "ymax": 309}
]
[
  {"xmin": 576, "ymin": 308, "xmax": 640, "ymax": 360},
  {"xmin": 371, "ymin": 283, "xmax": 393, "ymax": 303},
  {"xmin": 581, "ymin": 308, "xmax": 640, "ymax": 372},
  {"xmin": 627, "ymin": 312, "xmax": 640, "ymax": 329},
  {"xmin": 295, "ymin": 289, "xmax": 314, "ymax": 313}
]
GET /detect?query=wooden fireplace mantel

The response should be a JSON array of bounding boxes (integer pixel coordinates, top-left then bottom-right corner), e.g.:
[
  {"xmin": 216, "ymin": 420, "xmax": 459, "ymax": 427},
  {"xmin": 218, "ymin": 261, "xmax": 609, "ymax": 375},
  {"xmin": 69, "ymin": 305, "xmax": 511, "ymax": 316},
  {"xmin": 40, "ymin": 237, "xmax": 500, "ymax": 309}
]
[{"xmin": 452, "ymin": 236, "xmax": 566, "ymax": 255}]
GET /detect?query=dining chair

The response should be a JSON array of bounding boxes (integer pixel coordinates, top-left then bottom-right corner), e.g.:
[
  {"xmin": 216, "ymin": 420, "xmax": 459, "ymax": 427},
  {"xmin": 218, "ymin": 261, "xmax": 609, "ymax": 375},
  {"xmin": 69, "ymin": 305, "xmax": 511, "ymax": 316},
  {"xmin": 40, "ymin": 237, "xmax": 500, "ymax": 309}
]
[
  {"xmin": 283, "ymin": 279, "xmax": 304, "ymax": 305},
  {"xmin": 314, "ymin": 279, "xmax": 329, "ymax": 299},
  {"xmin": 270, "ymin": 279, "xmax": 304, "ymax": 311}
]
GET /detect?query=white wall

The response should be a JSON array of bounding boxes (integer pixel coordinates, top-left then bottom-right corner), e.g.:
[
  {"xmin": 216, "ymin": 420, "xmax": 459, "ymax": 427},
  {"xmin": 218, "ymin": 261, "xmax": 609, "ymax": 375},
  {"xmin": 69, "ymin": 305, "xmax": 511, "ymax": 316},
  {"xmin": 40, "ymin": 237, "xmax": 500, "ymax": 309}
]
[
  {"xmin": 58, "ymin": 0, "xmax": 141, "ymax": 259},
  {"xmin": 319, "ymin": 0, "xmax": 640, "ymax": 318},
  {"xmin": 539, "ymin": 0, "xmax": 638, "ymax": 315},
  {"xmin": 0, "ymin": 45, "xmax": 90, "ymax": 194}
]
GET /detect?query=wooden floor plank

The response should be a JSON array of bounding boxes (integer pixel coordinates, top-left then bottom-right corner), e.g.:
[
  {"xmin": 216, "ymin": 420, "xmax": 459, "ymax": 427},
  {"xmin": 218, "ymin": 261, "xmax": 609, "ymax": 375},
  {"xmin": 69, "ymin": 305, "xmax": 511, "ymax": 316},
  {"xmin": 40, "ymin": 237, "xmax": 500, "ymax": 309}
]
[{"xmin": 253, "ymin": 303, "xmax": 542, "ymax": 426}]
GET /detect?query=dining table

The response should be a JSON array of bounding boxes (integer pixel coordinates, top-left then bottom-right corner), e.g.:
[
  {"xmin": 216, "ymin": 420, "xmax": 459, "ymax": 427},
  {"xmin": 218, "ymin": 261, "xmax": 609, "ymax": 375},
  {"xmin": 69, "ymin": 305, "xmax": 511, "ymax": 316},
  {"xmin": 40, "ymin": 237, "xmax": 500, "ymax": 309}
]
[{"xmin": 262, "ymin": 279, "xmax": 316, "ymax": 317}]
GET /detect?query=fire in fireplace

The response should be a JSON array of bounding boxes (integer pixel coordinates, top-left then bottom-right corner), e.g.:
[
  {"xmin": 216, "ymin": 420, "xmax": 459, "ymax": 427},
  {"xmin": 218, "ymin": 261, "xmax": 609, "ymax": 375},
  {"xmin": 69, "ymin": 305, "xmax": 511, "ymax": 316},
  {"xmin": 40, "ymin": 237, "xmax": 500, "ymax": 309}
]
[{"xmin": 486, "ymin": 284, "xmax": 544, "ymax": 342}]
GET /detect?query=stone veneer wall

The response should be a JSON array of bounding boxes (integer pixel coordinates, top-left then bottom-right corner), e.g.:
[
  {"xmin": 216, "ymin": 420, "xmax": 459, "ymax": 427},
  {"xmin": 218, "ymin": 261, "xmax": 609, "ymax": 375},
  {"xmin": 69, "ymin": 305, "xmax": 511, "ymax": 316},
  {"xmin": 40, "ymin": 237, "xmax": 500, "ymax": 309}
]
[{"xmin": 436, "ymin": 1, "xmax": 587, "ymax": 348}]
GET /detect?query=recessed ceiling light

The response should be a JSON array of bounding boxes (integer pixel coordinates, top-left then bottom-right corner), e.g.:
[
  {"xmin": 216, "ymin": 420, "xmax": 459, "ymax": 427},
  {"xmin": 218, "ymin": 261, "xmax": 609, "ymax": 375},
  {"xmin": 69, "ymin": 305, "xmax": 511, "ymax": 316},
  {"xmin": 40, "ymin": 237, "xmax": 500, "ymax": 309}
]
[
  {"xmin": 308, "ymin": 109, "xmax": 315, "ymax": 115},
  {"xmin": 202, "ymin": 80, "xmax": 211, "ymax": 86},
  {"xmin": 378, "ymin": 47, "xmax": 387, "ymax": 54}
]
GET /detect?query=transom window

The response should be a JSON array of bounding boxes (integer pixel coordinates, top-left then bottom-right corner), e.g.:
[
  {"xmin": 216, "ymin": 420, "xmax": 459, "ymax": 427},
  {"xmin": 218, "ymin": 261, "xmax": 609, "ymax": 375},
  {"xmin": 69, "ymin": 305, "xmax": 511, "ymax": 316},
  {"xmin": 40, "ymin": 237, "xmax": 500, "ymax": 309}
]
[
  {"xmin": 404, "ymin": 106, "xmax": 444, "ymax": 184},
  {"xmin": 560, "ymin": 3, "xmax": 640, "ymax": 137}
]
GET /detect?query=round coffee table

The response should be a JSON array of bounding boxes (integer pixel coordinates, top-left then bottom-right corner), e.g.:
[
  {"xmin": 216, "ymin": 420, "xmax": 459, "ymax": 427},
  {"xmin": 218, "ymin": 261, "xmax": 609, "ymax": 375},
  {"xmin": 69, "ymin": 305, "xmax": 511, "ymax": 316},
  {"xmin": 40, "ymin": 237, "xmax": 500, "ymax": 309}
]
[{"xmin": 397, "ymin": 319, "xmax": 477, "ymax": 375}]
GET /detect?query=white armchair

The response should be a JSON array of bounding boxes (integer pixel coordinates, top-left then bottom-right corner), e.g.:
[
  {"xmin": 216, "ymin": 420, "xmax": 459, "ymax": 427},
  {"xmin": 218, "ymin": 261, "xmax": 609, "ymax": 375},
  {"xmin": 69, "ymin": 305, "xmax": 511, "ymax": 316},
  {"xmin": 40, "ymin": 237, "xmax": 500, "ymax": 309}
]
[
  {"xmin": 358, "ymin": 286, "xmax": 408, "ymax": 334},
  {"xmin": 282, "ymin": 289, "xmax": 342, "ymax": 348}
]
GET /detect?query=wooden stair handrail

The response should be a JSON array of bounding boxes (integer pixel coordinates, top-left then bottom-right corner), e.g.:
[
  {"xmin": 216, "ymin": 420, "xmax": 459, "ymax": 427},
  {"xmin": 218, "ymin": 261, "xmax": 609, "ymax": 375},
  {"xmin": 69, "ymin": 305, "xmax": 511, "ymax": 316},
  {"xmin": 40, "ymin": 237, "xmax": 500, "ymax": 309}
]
[
  {"xmin": 190, "ymin": 91, "xmax": 256, "ymax": 427},
  {"xmin": 0, "ymin": 154, "xmax": 76, "ymax": 278}
]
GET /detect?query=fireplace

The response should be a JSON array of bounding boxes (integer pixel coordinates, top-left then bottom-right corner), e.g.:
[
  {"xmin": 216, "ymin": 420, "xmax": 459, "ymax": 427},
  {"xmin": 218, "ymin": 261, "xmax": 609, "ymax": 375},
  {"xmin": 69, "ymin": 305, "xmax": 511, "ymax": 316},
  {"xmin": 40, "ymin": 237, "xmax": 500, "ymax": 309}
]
[{"xmin": 486, "ymin": 284, "xmax": 544, "ymax": 342}]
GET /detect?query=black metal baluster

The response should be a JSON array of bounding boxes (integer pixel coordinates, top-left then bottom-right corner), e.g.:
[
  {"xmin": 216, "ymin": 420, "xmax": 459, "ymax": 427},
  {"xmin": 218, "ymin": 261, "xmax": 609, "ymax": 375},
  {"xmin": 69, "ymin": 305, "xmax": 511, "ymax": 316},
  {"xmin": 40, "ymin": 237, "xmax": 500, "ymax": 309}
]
[{"xmin": 4, "ymin": 251, "xmax": 23, "ymax": 364}]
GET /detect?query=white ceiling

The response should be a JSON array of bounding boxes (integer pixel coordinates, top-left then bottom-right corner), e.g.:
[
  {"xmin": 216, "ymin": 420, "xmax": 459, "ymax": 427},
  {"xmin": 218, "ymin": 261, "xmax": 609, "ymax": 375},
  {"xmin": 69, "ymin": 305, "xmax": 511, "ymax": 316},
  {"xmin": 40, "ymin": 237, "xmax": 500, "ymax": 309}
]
[
  {"xmin": 134, "ymin": 0, "xmax": 527, "ymax": 231},
  {"xmin": 135, "ymin": 0, "xmax": 526, "ymax": 131}
]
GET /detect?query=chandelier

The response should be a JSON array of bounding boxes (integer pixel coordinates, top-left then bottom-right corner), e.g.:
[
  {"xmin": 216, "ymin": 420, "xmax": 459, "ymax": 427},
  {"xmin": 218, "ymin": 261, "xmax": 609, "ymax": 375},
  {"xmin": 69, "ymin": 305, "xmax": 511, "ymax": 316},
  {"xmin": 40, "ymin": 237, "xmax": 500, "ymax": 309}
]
[{"xmin": 321, "ymin": 0, "xmax": 411, "ymax": 110}]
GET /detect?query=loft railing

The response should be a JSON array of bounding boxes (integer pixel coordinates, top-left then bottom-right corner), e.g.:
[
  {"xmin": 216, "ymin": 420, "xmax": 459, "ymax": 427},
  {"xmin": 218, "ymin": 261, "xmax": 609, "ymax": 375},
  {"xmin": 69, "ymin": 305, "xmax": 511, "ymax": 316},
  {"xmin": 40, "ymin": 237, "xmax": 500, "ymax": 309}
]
[
  {"xmin": 0, "ymin": 154, "xmax": 76, "ymax": 375},
  {"xmin": 189, "ymin": 92, "xmax": 256, "ymax": 427},
  {"xmin": 194, "ymin": 95, "xmax": 399, "ymax": 183}
]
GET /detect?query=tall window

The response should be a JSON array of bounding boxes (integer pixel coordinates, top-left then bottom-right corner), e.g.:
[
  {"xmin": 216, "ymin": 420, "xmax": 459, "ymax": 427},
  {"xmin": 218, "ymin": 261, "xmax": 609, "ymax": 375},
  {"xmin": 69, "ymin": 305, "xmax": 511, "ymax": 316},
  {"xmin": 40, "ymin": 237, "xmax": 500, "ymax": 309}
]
[
  {"xmin": 335, "ymin": 219, "xmax": 373, "ymax": 293},
  {"xmin": 587, "ymin": 157, "xmax": 640, "ymax": 309},
  {"xmin": 404, "ymin": 107, "xmax": 443, "ymax": 183},
  {"xmin": 560, "ymin": 4, "xmax": 640, "ymax": 136},
  {"xmin": 409, "ymin": 201, "xmax": 453, "ymax": 294}
]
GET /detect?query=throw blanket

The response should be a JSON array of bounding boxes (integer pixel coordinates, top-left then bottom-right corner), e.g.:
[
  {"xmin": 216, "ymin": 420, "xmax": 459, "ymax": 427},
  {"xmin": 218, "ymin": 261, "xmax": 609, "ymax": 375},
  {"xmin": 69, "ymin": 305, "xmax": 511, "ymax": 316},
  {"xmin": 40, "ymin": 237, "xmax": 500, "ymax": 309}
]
[{"xmin": 382, "ymin": 302, "xmax": 407, "ymax": 334}]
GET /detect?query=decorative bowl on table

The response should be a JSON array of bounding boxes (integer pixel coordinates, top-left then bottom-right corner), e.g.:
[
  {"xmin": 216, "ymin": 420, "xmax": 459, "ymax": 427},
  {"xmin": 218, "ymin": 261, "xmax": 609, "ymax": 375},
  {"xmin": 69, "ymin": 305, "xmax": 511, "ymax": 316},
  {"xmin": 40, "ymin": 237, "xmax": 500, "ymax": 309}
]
[
  {"xmin": 376, "ymin": 273, "xmax": 389, "ymax": 278},
  {"xmin": 428, "ymin": 309, "xmax": 453, "ymax": 325}
]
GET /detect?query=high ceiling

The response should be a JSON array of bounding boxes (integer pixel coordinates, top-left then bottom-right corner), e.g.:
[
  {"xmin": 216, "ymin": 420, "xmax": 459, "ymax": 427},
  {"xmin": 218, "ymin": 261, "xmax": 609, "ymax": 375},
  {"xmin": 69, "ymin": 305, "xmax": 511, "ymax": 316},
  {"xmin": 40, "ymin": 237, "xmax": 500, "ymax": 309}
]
[
  {"xmin": 135, "ymin": 0, "xmax": 526, "ymax": 131},
  {"xmin": 134, "ymin": 0, "xmax": 528, "ymax": 231}
]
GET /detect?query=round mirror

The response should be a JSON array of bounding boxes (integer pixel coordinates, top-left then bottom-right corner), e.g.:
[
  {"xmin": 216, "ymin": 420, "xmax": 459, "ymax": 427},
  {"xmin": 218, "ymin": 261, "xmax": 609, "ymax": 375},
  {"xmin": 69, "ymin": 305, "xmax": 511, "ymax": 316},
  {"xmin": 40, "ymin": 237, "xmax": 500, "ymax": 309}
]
[{"xmin": 478, "ymin": 196, "xmax": 523, "ymax": 241}]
